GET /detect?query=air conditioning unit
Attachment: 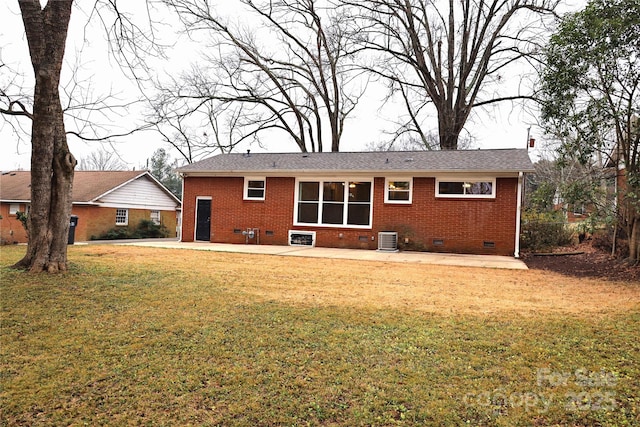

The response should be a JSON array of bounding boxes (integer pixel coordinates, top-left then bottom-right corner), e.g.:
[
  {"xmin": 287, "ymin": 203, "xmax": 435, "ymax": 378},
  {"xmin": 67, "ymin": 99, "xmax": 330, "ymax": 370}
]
[
  {"xmin": 378, "ymin": 231, "xmax": 398, "ymax": 252},
  {"xmin": 289, "ymin": 230, "xmax": 316, "ymax": 247}
]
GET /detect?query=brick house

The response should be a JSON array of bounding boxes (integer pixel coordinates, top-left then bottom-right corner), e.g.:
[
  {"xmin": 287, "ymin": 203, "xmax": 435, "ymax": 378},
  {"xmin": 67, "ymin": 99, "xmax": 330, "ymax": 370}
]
[
  {"xmin": 0, "ymin": 171, "xmax": 181, "ymax": 244},
  {"xmin": 178, "ymin": 149, "xmax": 534, "ymax": 256}
]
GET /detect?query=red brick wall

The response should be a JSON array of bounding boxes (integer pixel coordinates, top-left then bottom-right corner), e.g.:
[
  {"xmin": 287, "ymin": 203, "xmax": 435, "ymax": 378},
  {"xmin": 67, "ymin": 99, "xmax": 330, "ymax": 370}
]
[
  {"xmin": 74, "ymin": 207, "xmax": 178, "ymax": 241},
  {"xmin": 181, "ymin": 176, "xmax": 295, "ymax": 245},
  {"xmin": 1, "ymin": 203, "xmax": 177, "ymax": 244},
  {"xmin": 182, "ymin": 175, "xmax": 520, "ymax": 255},
  {"xmin": 0, "ymin": 203, "xmax": 29, "ymax": 244},
  {"xmin": 373, "ymin": 177, "xmax": 518, "ymax": 255}
]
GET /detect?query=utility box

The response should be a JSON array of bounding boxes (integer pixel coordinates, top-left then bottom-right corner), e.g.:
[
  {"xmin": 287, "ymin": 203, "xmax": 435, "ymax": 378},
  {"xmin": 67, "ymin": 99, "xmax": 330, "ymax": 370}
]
[
  {"xmin": 68, "ymin": 215, "xmax": 79, "ymax": 245},
  {"xmin": 377, "ymin": 232, "xmax": 399, "ymax": 252}
]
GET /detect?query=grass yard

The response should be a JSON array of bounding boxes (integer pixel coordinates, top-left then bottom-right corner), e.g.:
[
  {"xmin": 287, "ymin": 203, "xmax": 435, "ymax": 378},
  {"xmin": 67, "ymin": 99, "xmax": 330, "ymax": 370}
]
[{"xmin": 1, "ymin": 244, "xmax": 639, "ymax": 426}]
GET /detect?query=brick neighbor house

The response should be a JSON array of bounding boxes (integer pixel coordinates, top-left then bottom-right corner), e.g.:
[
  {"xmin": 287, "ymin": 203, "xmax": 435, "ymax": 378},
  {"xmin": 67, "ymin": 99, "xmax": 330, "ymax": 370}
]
[
  {"xmin": 178, "ymin": 149, "xmax": 534, "ymax": 257},
  {"xmin": 0, "ymin": 170, "xmax": 181, "ymax": 244}
]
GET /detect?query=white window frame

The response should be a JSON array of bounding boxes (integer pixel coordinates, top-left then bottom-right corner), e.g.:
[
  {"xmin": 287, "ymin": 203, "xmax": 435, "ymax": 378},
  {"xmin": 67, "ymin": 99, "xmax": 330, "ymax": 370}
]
[
  {"xmin": 9, "ymin": 203, "xmax": 20, "ymax": 215},
  {"xmin": 293, "ymin": 178, "xmax": 374, "ymax": 229},
  {"xmin": 435, "ymin": 177, "xmax": 496, "ymax": 199},
  {"xmin": 244, "ymin": 177, "xmax": 266, "ymax": 201},
  {"xmin": 384, "ymin": 178, "xmax": 413, "ymax": 204},
  {"xmin": 150, "ymin": 210, "xmax": 161, "ymax": 225},
  {"xmin": 115, "ymin": 208, "xmax": 129, "ymax": 226}
]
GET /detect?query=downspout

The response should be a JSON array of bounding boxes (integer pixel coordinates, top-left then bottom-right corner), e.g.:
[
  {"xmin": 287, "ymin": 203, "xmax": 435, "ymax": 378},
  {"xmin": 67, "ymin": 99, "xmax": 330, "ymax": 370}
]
[
  {"xmin": 179, "ymin": 173, "xmax": 185, "ymax": 242},
  {"xmin": 514, "ymin": 171, "xmax": 524, "ymax": 258}
]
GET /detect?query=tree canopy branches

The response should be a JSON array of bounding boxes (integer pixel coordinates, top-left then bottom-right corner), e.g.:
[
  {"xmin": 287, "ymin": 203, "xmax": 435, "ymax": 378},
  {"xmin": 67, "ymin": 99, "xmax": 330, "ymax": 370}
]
[
  {"xmin": 343, "ymin": 0, "xmax": 559, "ymax": 149},
  {"xmin": 155, "ymin": 0, "xmax": 366, "ymax": 155},
  {"xmin": 540, "ymin": 0, "xmax": 640, "ymax": 262}
]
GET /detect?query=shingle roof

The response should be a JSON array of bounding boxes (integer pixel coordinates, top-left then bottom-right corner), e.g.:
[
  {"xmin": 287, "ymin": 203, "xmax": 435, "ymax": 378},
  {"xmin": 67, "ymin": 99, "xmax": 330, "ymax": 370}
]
[
  {"xmin": 1, "ymin": 170, "xmax": 147, "ymax": 202},
  {"xmin": 178, "ymin": 149, "xmax": 534, "ymax": 175},
  {"xmin": 0, "ymin": 171, "xmax": 31, "ymax": 201}
]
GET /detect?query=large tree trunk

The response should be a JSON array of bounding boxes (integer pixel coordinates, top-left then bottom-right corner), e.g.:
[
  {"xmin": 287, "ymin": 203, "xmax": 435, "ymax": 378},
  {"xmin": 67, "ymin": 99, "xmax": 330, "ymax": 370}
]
[
  {"xmin": 13, "ymin": 0, "xmax": 76, "ymax": 273},
  {"xmin": 437, "ymin": 107, "xmax": 466, "ymax": 150},
  {"xmin": 438, "ymin": 121, "xmax": 460, "ymax": 150}
]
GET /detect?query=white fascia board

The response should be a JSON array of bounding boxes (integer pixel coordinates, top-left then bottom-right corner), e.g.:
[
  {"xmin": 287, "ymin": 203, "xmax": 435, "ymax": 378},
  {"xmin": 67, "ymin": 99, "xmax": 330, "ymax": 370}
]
[{"xmin": 1, "ymin": 199, "xmax": 30, "ymax": 203}]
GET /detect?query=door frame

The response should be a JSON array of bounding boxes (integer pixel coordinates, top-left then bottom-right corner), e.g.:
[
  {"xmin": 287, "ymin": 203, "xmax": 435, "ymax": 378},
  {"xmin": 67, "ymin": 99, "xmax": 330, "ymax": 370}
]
[{"xmin": 194, "ymin": 196, "xmax": 212, "ymax": 241}]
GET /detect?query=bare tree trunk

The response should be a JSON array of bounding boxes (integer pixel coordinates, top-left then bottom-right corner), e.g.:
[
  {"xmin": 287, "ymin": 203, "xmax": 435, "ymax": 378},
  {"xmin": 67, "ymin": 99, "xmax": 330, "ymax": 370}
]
[
  {"xmin": 13, "ymin": 0, "xmax": 76, "ymax": 273},
  {"xmin": 630, "ymin": 216, "xmax": 640, "ymax": 265},
  {"xmin": 438, "ymin": 114, "xmax": 464, "ymax": 150},
  {"xmin": 611, "ymin": 222, "xmax": 618, "ymax": 257}
]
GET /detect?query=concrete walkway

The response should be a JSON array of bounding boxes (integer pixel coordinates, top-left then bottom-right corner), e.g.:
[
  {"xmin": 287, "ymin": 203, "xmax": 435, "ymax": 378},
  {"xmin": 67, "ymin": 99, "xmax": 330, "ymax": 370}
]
[{"xmin": 114, "ymin": 239, "xmax": 528, "ymax": 270}]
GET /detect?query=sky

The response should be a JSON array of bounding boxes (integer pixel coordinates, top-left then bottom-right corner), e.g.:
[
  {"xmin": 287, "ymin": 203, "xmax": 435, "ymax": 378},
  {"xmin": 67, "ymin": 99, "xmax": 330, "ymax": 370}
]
[{"xmin": 0, "ymin": 0, "xmax": 586, "ymax": 171}]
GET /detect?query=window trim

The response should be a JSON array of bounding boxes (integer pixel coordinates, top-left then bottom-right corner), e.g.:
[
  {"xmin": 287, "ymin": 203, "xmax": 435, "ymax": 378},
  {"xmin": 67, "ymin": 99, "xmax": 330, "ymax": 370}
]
[
  {"xmin": 244, "ymin": 177, "xmax": 266, "ymax": 201},
  {"xmin": 384, "ymin": 178, "xmax": 413, "ymax": 204},
  {"xmin": 150, "ymin": 210, "xmax": 161, "ymax": 225},
  {"xmin": 9, "ymin": 203, "xmax": 20, "ymax": 215},
  {"xmin": 435, "ymin": 177, "xmax": 496, "ymax": 199},
  {"xmin": 293, "ymin": 178, "xmax": 374, "ymax": 229},
  {"xmin": 115, "ymin": 208, "xmax": 129, "ymax": 226}
]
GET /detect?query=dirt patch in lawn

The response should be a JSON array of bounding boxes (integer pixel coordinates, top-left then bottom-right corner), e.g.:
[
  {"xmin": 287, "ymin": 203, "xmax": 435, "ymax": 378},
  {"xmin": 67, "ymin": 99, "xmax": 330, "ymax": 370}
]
[
  {"xmin": 68, "ymin": 245, "xmax": 639, "ymax": 318},
  {"xmin": 522, "ymin": 242, "xmax": 640, "ymax": 283}
]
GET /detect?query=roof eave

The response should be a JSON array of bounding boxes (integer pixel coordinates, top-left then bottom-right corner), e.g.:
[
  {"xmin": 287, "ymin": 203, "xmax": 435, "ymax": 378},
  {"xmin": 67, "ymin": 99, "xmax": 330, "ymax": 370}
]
[
  {"xmin": 0, "ymin": 199, "xmax": 31, "ymax": 203},
  {"xmin": 180, "ymin": 168, "xmax": 534, "ymax": 177}
]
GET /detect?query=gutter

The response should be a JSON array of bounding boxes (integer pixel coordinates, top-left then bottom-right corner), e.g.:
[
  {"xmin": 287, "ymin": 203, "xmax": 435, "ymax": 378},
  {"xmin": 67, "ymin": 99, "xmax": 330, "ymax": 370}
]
[{"xmin": 180, "ymin": 169, "xmax": 534, "ymax": 178}]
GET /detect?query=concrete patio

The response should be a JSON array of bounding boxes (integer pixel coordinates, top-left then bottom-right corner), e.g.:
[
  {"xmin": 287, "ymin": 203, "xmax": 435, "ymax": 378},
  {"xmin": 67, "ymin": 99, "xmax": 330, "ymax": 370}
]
[{"xmin": 112, "ymin": 239, "xmax": 528, "ymax": 270}]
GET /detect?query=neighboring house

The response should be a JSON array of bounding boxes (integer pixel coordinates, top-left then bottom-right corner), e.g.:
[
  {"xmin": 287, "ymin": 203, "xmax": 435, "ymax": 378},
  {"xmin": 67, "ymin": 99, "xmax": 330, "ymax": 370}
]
[
  {"xmin": 178, "ymin": 149, "xmax": 534, "ymax": 256},
  {"xmin": 0, "ymin": 170, "xmax": 182, "ymax": 244}
]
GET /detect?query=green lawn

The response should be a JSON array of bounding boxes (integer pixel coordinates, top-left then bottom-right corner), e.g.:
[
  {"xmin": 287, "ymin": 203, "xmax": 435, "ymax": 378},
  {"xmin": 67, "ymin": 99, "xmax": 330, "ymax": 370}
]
[{"xmin": 1, "ymin": 245, "xmax": 638, "ymax": 426}]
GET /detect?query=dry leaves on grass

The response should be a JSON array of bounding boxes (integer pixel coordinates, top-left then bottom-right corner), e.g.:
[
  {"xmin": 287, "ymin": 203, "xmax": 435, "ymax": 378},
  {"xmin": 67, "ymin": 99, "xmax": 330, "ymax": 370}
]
[
  {"xmin": 523, "ymin": 242, "xmax": 640, "ymax": 282},
  {"xmin": 77, "ymin": 246, "xmax": 639, "ymax": 317},
  {"xmin": 2, "ymin": 245, "xmax": 639, "ymax": 427}
]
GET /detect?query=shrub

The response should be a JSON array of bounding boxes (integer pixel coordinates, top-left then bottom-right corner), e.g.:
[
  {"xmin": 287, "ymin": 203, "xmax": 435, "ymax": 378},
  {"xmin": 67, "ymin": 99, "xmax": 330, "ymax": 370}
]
[
  {"xmin": 92, "ymin": 219, "xmax": 169, "ymax": 240},
  {"xmin": 520, "ymin": 210, "xmax": 574, "ymax": 252},
  {"xmin": 94, "ymin": 227, "xmax": 131, "ymax": 240},
  {"xmin": 16, "ymin": 211, "xmax": 29, "ymax": 239},
  {"xmin": 132, "ymin": 219, "xmax": 169, "ymax": 239}
]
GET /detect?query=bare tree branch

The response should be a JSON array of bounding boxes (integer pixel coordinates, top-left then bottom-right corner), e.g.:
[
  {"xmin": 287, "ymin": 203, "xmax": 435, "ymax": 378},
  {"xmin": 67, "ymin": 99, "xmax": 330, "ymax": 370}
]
[
  {"xmin": 156, "ymin": 0, "xmax": 366, "ymax": 154},
  {"xmin": 344, "ymin": 0, "xmax": 559, "ymax": 149}
]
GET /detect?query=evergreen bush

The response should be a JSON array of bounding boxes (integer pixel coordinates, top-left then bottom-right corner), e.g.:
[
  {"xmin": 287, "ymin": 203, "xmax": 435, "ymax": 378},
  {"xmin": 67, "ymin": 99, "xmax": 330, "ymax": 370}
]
[{"xmin": 520, "ymin": 210, "xmax": 573, "ymax": 252}]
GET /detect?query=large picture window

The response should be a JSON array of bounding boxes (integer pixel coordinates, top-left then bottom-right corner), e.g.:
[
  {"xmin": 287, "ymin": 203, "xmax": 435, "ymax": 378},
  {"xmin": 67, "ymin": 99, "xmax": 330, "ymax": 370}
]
[
  {"xmin": 436, "ymin": 178, "xmax": 495, "ymax": 198},
  {"xmin": 295, "ymin": 179, "xmax": 372, "ymax": 227}
]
